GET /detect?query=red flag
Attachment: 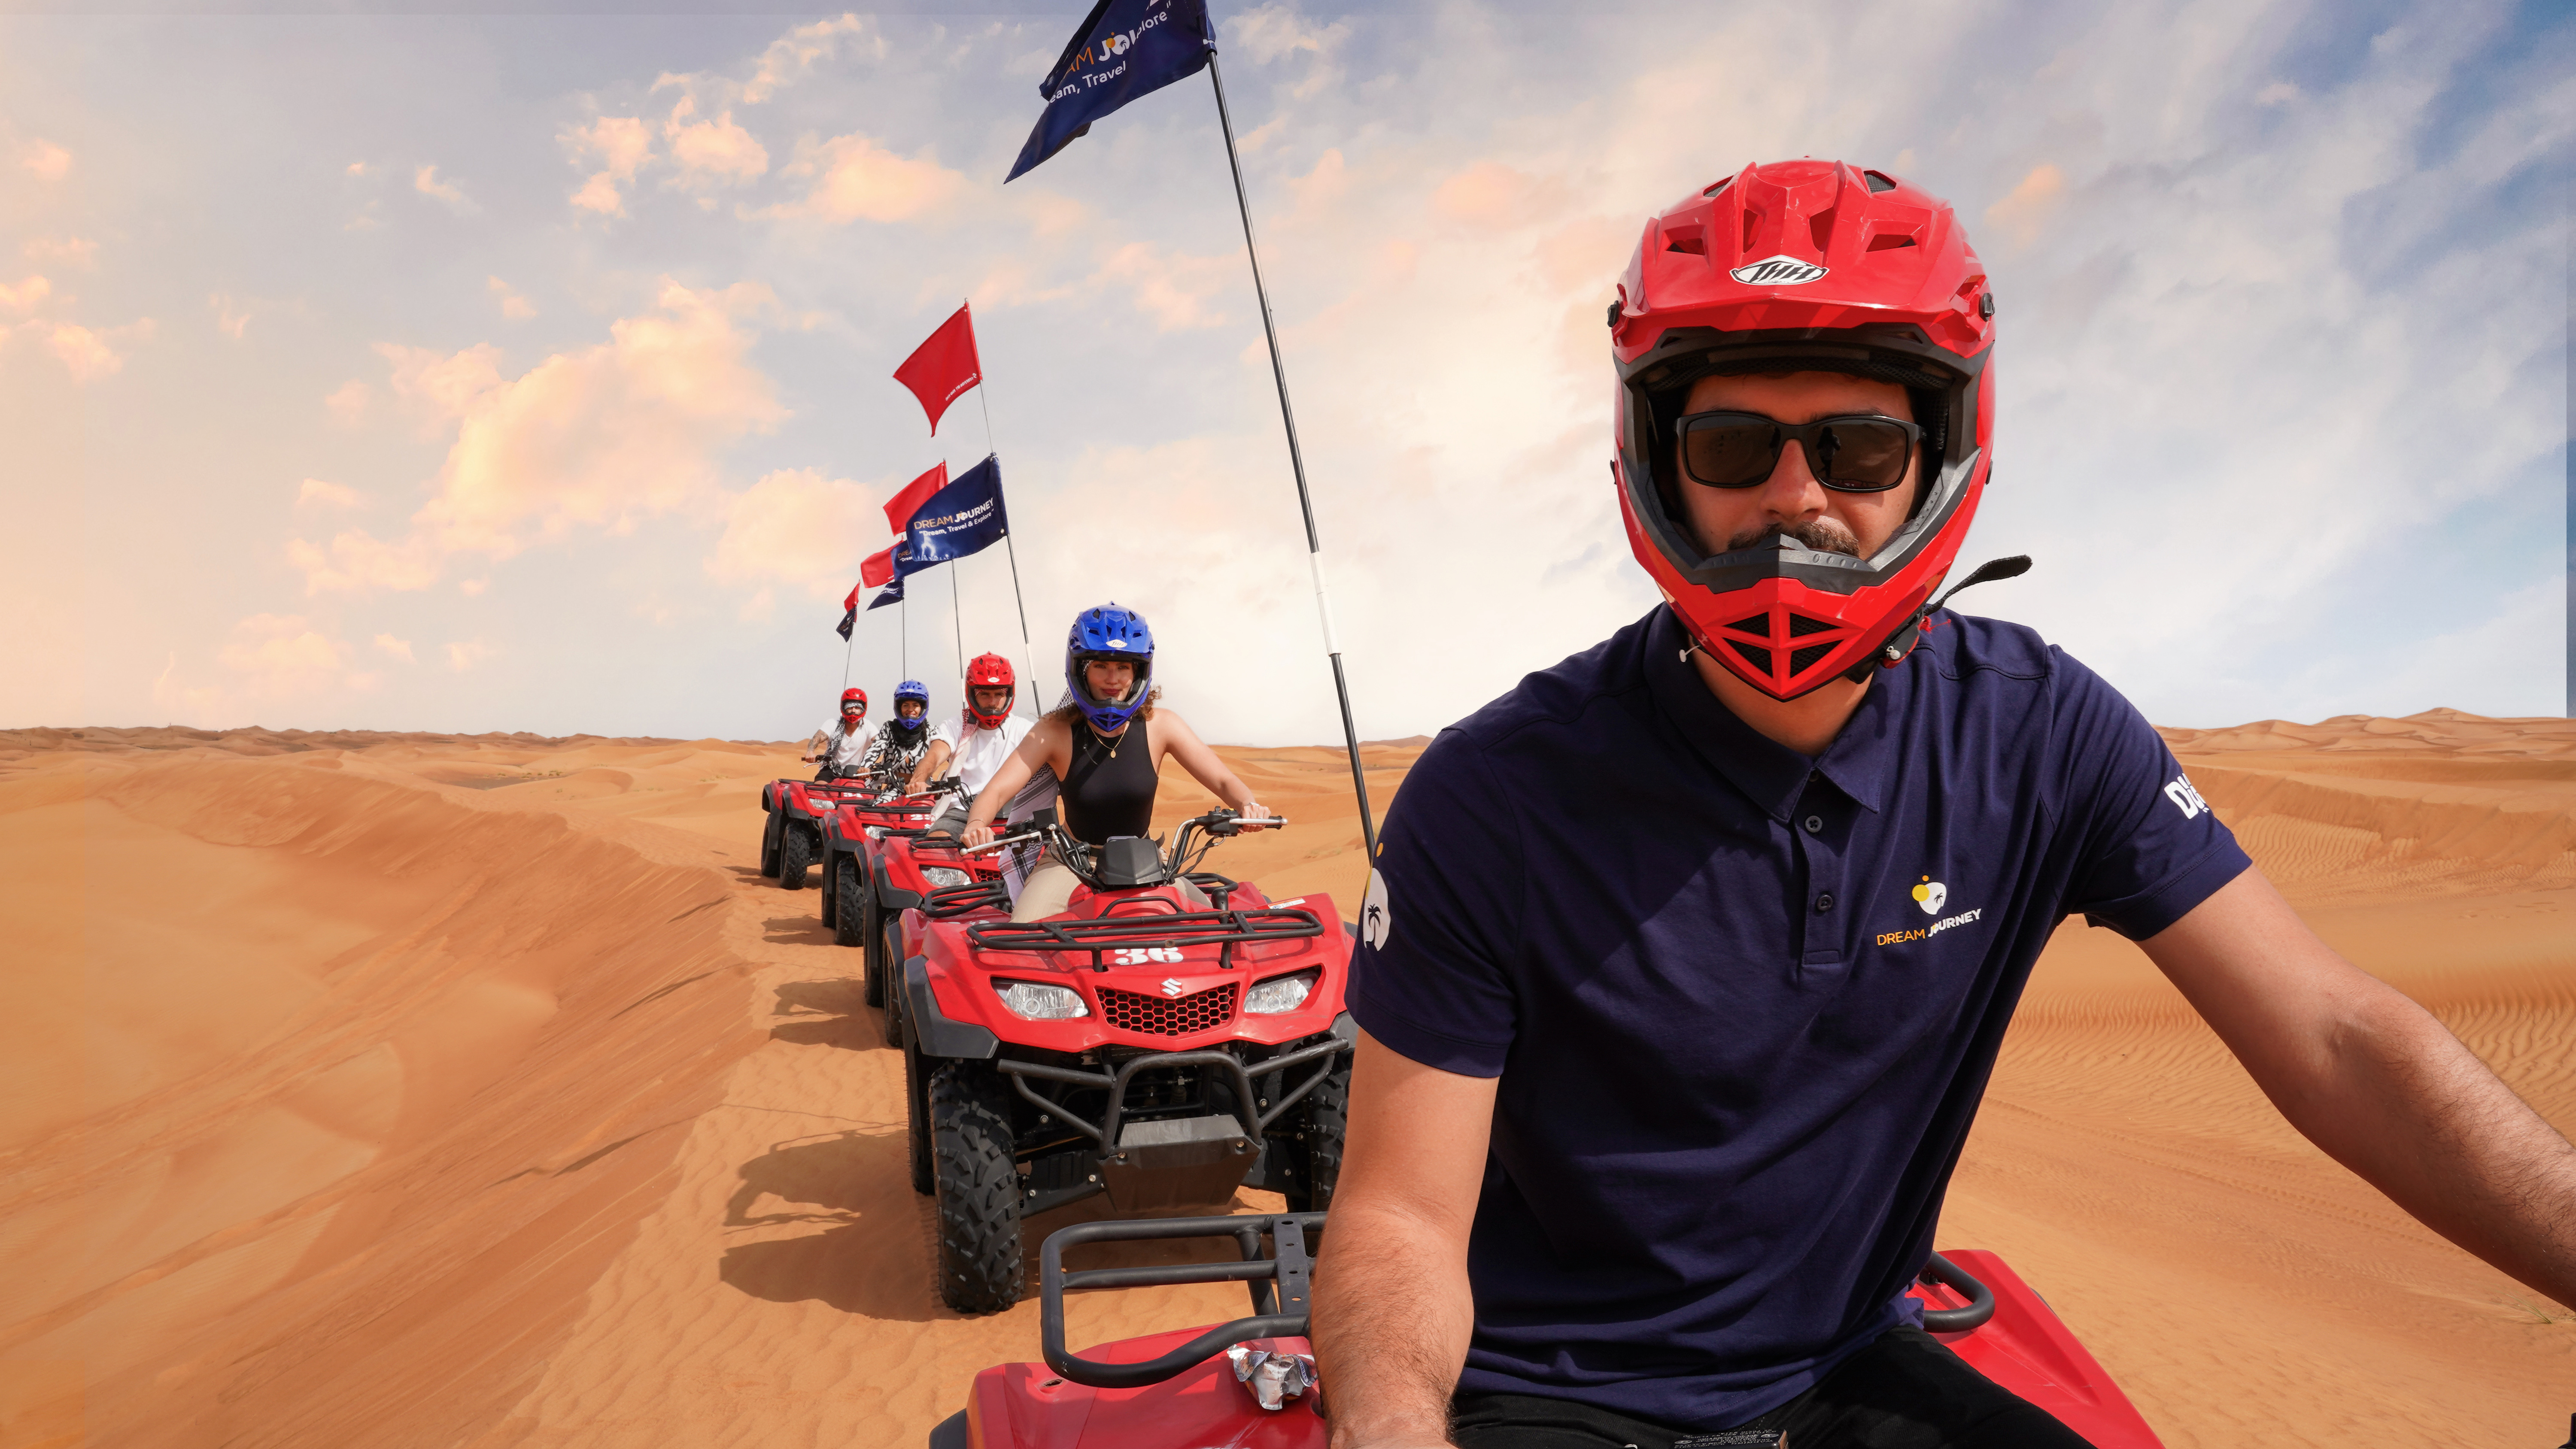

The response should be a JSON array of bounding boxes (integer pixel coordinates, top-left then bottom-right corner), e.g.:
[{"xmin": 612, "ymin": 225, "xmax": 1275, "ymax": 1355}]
[
  {"xmin": 842, "ymin": 581, "xmax": 862, "ymax": 612},
  {"xmin": 884, "ymin": 461, "xmax": 948, "ymax": 536},
  {"xmin": 893, "ymin": 303, "xmax": 982, "ymax": 434},
  {"xmin": 861, "ymin": 545, "xmax": 899, "ymax": 590}
]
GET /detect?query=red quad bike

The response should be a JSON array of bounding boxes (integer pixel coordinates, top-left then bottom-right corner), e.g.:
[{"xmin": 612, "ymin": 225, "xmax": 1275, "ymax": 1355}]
[
  {"xmin": 814, "ymin": 774, "xmax": 947, "ymax": 960},
  {"xmin": 927, "ymin": 1215, "xmax": 2168, "ymax": 1449},
  {"xmin": 757, "ymin": 774, "xmax": 883, "ymax": 890},
  {"xmin": 857, "ymin": 784, "xmax": 1005, "ymax": 1048},
  {"xmin": 899, "ymin": 810, "xmax": 1354, "ymax": 1316}
]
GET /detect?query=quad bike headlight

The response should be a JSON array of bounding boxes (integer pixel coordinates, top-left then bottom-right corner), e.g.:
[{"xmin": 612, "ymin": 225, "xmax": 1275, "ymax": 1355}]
[
  {"xmin": 921, "ymin": 866, "xmax": 972, "ymax": 890},
  {"xmin": 994, "ymin": 979, "xmax": 1089, "ymax": 1021},
  {"xmin": 1243, "ymin": 970, "xmax": 1319, "ymax": 1016}
]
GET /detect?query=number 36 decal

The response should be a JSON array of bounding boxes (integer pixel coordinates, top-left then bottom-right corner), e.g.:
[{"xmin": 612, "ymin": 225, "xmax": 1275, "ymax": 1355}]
[{"xmin": 1112, "ymin": 947, "xmax": 1185, "ymax": 965}]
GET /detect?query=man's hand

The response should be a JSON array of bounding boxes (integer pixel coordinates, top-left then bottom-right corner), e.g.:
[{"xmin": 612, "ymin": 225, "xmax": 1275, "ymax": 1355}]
[
  {"xmin": 2144, "ymin": 869, "xmax": 2576, "ymax": 1308},
  {"xmin": 961, "ymin": 821, "xmax": 995, "ymax": 849},
  {"xmin": 1309, "ymin": 1030, "xmax": 1496, "ymax": 1449}
]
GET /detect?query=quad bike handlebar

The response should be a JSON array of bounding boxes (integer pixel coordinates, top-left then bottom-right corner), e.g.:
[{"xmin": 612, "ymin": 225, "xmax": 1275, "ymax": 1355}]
[{"xmin": 963, "ymin": 809, "xmax": 1286, "ymax": 890}]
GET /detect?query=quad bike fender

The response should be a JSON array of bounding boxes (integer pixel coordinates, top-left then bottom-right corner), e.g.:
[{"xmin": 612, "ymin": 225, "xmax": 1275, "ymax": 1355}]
[{"xmin": 906, "ymin": 954, "xmax": 999, "ymax": 1060}]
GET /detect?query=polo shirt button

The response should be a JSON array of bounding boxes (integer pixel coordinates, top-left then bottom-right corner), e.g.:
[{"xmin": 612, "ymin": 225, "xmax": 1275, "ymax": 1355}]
[
  {"xmin": 1803, "ymin": 815, "xmax": 1823, "ymax": 834},
  {"xmin": 1815, "ymin": 892, "xmax": 1835, "ymax": 913}
]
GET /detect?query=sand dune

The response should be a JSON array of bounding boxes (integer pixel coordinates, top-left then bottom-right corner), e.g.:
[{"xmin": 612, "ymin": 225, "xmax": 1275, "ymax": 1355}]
[{"xmin": 0, "ymin": 712, "xmax": 2568, "ymax": 1446}]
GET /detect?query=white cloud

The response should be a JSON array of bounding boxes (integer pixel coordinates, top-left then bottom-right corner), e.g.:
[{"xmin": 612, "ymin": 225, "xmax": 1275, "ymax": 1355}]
[
  {"xmin": 210, "ymin": 293, "xmax": 251, "ymax": 339},
  {"xmin": 413, "ymin": 164, "xmax": 471, "ymax": 209},
  {"xmin": 372, "ymin": 632, "xmax": 414, "ymax": 663},
  {"xmin": 768, "ymin": 131, "xmax": 964, "ymax": 225},
  {"xmin": 0, "ymin": 275, "xmax": 52, "ymax": 312},
  {"xmin": 487, "ymin": 276, "xmax": 537, "ymax": 319},
  {"xmin": 218, "ymin": 614, "xmax": 349, "ymax": 695},
  {"xmin": 445, "ymin": 639, "xmax": 494, "ymax": 671},
  {"xmin": 565, "ymin": 115, "xmax": 653, "ymax": 216},
  {"xmin": 325, "ymin": 379, "xmax": 370, "ymax": 424},
  {"xmin": 297, "ymin": 478, "xmax": 361, "ymax": 508},
  {"xmin": 290, "ymin": 280, "xmax": 785, "ymax": 595},
  {"xmin": 1226, "ymin": 4, "xmax": 1350, "ymax": 98},
  {"xmin": 1089, "ymin": 242, "xmax": 1234, "ymax": 332},
  {"xmin": 21, "ymin": 236, "xmax": 93, "ymax": 269},
  {"xmin": 346, "ymin": 160, "xmax": 372, "ymax": 177},
  {"xmin": 742, "ymin": 14, "xmax": 876, "ymax": 103},
  {"xmin": 665, "ymin": 95, "xmax": 768, "ymax": 187},
  {"xmin": 706, "ymin": 467, "xmax": 886, "ymax": 600},
  {"xmin": 19, "ymin": 139, "xmax": 70, "ymax": 181},
  {"xmin": 46, "ymin": 323, "xmax": 124, "ymax": 381}
]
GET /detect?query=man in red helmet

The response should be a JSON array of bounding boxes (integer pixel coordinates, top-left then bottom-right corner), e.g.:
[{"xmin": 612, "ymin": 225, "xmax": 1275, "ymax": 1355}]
[
  {"xmin": 1311, "ymin": 161, "xmax": 2576, "ymax": 1448},
  {"xmin": 800, "ymin": 687, "xmax": 873, "ymax": 782},
  {"xmin": 908, "ymin": 652, "xmax": 1033, "ymax": 835}
]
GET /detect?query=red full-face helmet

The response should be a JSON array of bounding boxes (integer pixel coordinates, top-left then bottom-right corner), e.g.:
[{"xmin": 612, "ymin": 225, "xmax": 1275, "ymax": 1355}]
[
  {"xmin": 840, "ymin": 687, "xmax": 866, "ymax": 717},
  {"xmin": 1614, "ymin": 159, "xmax": 1997, "ymax": 701},
  {"xmin": 963, "ymin": 652, "xmax": 1015, "ymax": 729}
]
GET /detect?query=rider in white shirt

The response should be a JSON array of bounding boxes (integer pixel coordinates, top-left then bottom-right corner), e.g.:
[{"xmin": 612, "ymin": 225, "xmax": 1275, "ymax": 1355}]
[
  {"xmin": 802, "ymin": 687, "xmax": 875, "ymax": 781},
  {"xmin": 909, "ymin": 653, "xmax": 1033, "ymax": 834}
]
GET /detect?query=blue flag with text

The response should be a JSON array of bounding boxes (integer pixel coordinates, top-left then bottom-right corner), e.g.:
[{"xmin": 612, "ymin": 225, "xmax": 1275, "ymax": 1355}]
[
  {"xmin": 1005, "ymin": 0, "xmax": 1211, "ymax": 182},
  {"xmin": 903, "ymin": 455, "xmax": 1010, "ymax": 567}
]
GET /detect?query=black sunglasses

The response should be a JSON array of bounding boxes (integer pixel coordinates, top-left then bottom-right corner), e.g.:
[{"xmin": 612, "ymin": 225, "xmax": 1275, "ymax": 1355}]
[{"xmin": 1677, "ymin": 410, "xmax": 1924, "ymax": 492}]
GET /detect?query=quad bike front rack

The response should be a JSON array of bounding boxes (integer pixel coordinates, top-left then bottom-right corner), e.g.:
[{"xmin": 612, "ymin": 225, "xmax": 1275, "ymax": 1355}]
[{"xmin": 1039, "ymin": 1212, "xmax": 1327, "ymax": 1389}]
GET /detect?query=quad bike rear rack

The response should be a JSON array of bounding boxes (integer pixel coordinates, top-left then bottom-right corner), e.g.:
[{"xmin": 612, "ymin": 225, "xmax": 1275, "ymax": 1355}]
[
  {"xmin": 1030, "ymin": 1212, "xmax": 1992, "ymax": 1392},
  {"xmin": 966, "ymin": 905, "xmax": 1324, "ymax": 973}
]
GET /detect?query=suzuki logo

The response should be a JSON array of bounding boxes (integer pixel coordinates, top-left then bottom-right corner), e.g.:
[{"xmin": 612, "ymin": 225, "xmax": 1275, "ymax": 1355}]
[
  {"xmin": 1729, "ymin": 255, "xmax": 1829, "ymax": 286},
  {"xmin": 1160, "ymin": 978, "xmax": 1185, "ymax": 998}
]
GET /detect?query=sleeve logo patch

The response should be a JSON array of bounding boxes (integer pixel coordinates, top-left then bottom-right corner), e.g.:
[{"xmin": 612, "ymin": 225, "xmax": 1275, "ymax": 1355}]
[
  {"xmin": 2163, "ymin": 773, "xmax": 2209, "ymax": 819},
  {"xmin": 1360, "ymin": 869, "xmax": 1391, "ymax": 951}
]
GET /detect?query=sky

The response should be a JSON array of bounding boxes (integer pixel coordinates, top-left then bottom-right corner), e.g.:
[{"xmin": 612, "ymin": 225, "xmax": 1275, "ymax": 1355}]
[{"xmin": 2, "ymin": 0, "xmax": 2569, "ymax": 744}]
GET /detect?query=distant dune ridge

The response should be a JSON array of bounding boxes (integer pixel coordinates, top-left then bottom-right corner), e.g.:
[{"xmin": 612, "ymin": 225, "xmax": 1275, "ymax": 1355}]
[{"xmin": 0, "ymin": 711, "xmax": 2568, "ymax": 1446}]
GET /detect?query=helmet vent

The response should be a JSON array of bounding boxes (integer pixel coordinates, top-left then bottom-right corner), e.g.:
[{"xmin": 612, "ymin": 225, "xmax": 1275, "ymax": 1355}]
[
  {"xmin": 1789, "ymin": 643, "xmax": 1838, "ymax": 676},
  {"xmin": 1664, "ymin": 223, "xmax": 1706, "ymax": 256},
  {"xmin": 1866, "ymin": 233, "xmax": 1916, "ymax": 252},
  {"xmin": 1785, "ymin": 613, "xmax": 1840, "ymax": 638},
  {"xmin": 1807, "ymin": 208, "xmax": 1836, "ymax": 255},
  {"xmin": 1741, "ymin": 207, "xmax": 1759, "ymax": 255},
  {"xmin": 1725, "ymin": 612, "xmax": 1772, "ymax": 637},
  {"xmin": 1727, "ymin": 641, "xmax": 1773, "ymax": 675},
  {"xmin": 1862, "ymin": 170, "xmax": 1898, "ymax": 194}
]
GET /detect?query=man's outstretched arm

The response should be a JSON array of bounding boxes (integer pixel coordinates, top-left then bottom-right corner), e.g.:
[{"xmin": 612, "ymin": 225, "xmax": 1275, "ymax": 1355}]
[
  {"xmin": 2143, "ymin": 868, "xmax": 2576, "ymax": 1307},
  {"xmin": 1310, "ymin": 1029, "xmax": 1498, "ymax": 1449}
]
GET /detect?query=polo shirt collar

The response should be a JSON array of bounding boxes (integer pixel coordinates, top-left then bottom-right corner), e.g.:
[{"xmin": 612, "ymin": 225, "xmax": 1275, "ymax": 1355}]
[{"xmin": 1643, "ymin": 606, "xmax": 1902, "ymax": 818}]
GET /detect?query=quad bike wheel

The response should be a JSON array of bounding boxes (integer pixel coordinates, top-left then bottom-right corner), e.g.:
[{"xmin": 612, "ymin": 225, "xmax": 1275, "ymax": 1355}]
[
  {"xmin": 929, "ymin": 1061, "xmax": 1023, "ymax": 1313},
  {"xmin": 777, "ymin": 823, "xmax": 814, "ymax": 891},
  {"xmin": 1285, "ymin": 1056, "xmax": 1351, "ymax": 1215},
  {"xmin": 904, "ymin": 1036, "xmax": 933, "ymax": 1197},
  {"xmin": 832, "ymin": 857, "xmax": 867, "ymax": 947},
  {"xmin": 860, "ymin": 888, "xmax": 887, "ymax": 1009},
  {"xmin": 877, "ymin": 913, "xmax": 906, "ymax": 1047}
]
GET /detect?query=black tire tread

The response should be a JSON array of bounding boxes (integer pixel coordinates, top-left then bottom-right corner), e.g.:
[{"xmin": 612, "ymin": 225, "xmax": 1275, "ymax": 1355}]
[
  {"xmin": 832, "ymin": 856, "xmax": 867, "ymax": 947},
  {"xmin": 860, "ymin": 885, "xmax": 887, "ymax": 1009},
  {"xmin": 879, "ymin": 913, "xmax": 906, "ymax": 1047},
  {"xmin": 1305, "ymin": 1055, "xmax": 1351, "ymax": 1213},
  {"xmin": 929, "ymin": 1062, "xmax": 1023, "ymax": 1313},
  {"xmin": 904, "ymin": 1038, "xmax": 933, "ymax": 1197},
  {"xmin": 778, "ymin": 823, "xmax": 813, "ymax": 890}
]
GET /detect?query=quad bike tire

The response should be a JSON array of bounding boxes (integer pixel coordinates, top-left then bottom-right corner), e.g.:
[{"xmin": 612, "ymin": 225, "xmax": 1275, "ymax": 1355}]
[
  {"xmin": 860, "ymin": 889, "xmax": 887, "ymax": 1009},
  {"xmin": 929, "ymin": 1061, "xmax": 1023, "ymax": 1313},
  {"xmin": 1286, "ymin": 1055, "xmax": 1352, "ymax": 1216},
  {"xmin": 832, "ymin": 856, "xmax": 868, "ymax": 948},
  {"xmin": 777, "ymin": 823, "xmax": 813, "ymax": 891},
  {"xmin": 904, "ymin": 1036, "xmax": 933, "ymax": 1197},
  {"xmin": 877, "ymin": 912, "xmax": 905, "ymax": 1046}
]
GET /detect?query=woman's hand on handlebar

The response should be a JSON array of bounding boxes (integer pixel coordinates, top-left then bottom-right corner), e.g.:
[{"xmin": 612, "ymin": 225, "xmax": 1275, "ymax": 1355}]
[{"xmin": 1236, "ymin": 800, "xmax": 1275, "ymax": 827}]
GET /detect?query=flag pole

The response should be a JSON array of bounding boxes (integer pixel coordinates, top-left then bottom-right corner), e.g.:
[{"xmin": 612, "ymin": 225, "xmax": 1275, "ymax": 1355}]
[
  {"xmin": 948, "ymin": 564, "xmax": 967, "ymax": 680},
  {"xmin": 970, "ymin": 309, "xmax": 1043, "ymax": 721},
  {"xmin": 1203, "ymin": 49, "xmax": 1378, "ymax": 858}
]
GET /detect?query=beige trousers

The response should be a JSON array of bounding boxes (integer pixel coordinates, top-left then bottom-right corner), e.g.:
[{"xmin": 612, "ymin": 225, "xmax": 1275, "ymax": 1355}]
[{"xmin": 1009, "ymin": 849, "xmax": 1210, "ymax": 922}]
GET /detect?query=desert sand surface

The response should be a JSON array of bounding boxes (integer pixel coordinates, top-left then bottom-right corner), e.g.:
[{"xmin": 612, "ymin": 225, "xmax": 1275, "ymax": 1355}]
[{"xmin": 0, "ymin": 710, "xmax": 2567, "ymax": 1447}]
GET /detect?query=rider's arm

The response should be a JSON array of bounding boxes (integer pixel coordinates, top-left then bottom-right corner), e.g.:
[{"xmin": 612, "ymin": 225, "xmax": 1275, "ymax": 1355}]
[
  {"xmin": 2143, "ymin": 870, "xmax": 2576, "ymax": 1307},
  {"xmin": 1310, "ymin": 1030, "xmax": 1496, "ymax": 1449},
  {"xmin": 908, "ymin": 739, "xmax": 951, "ymax": 795},
  {"xmin": 1154, "ymin": 710, "xmax": 1270, "ymax": 819},
  {"xmin": 961, "ymin": 720, "xmax": 1063, "ymax": 845}
]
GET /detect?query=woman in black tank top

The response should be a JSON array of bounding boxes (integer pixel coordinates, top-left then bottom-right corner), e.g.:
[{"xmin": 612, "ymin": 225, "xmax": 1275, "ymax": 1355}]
[{"xmin": 960, "ymin": 603, "xmax": 1274, "ymax": 920}]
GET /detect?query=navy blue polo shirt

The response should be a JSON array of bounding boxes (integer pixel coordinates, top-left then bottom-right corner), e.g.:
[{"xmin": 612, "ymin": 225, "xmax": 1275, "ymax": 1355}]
[{"xmin": 1347, "ymin": 605, "xmax": 2248, "ymax": 1430}]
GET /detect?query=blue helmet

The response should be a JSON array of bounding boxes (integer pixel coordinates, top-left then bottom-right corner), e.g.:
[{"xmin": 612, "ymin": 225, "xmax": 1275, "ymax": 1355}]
[
  {"xmin": 886, "ymin": 679, "xmax": 932, "ymax": 748},
  {"xmin": 1065, "ymin": 603, "xmax": 1154, "ymax": 733}
]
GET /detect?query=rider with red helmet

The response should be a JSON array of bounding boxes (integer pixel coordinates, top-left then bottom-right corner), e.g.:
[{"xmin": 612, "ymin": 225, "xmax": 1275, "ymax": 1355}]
[
  {"xmin": 909, "ymin": 652, "xmax": 1034, "ymax": 831},
  {"xmin": 800, "ymin": 687, "xmax": 872, "ymax": 782},
  {"xmin": 1313, "ymin": 161, "xmax": 2576, "ymax": 1448}
]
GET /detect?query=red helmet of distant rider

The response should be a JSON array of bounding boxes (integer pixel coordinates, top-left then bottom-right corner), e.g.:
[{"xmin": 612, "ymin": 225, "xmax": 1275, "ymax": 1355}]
[{"xmin": 963, "ymin": 653, "xmax": 1015, "ymax": 729}]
